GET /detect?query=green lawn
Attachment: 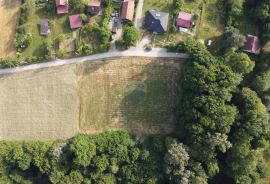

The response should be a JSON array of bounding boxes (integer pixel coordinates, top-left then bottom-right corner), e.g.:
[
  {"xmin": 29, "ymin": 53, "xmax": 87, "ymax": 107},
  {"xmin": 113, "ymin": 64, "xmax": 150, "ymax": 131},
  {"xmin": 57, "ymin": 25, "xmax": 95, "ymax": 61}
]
[{"xmin": 143, "ymin": 0, "xmax": 173, "ymax": 14}]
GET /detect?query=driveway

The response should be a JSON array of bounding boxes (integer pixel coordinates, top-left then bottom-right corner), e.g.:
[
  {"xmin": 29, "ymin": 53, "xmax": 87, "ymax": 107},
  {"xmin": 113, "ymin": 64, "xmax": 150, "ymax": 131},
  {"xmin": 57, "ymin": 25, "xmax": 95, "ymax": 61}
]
[
  {"xmin": 0, "ymin": 49, "xmax": 188, "ymax": 75},
  {"xmin": 135, "ymin": 0, "xmax": 144, "ymax": 30}
]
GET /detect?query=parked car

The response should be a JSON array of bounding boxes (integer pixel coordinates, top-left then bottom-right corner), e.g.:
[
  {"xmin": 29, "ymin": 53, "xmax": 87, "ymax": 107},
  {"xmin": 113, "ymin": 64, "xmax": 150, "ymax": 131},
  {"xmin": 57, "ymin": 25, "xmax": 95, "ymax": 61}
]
[
  {"xmin": 144, "ymin": 47, "xmax": 152, "ymax": 52},
  {"xmin": 112, "ymin": 22, "xmax": 118, "ymax": 34}
]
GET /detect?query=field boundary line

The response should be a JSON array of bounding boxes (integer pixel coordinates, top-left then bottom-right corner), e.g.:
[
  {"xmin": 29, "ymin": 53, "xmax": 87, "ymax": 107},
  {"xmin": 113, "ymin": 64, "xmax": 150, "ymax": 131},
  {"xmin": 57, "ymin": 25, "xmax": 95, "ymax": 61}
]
[{"xmin": 0, "ymin": 49, "xmax": 187, "ymax": 75}]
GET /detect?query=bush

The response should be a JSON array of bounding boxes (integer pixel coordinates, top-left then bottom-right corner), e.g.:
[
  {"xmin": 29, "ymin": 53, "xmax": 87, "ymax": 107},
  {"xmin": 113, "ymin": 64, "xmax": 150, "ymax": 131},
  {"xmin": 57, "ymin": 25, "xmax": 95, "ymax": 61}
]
[
  {"xmin": 0, "ymin": 58, "xmax": 20, "ymax": 68},
  {"xmin": 122, "ymin": 24, "xmax": 139, "ymax": 48}
]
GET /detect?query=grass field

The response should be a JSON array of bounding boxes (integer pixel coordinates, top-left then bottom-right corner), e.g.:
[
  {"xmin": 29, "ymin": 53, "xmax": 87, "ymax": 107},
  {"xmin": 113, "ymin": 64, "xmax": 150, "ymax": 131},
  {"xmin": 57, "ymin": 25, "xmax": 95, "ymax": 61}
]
[
  {"xmin": 0, "ymin": 0, "xmax": 21, "ymax": 57},
  {"xmin": 78, "ymin": 57, "xmax": 182, "ymax": 135},
  {"xmin": 0, "ymin": 64, "xmax": 79, "ymax": 140},
  {"xmin": 0, "ymin": 57, "xmax": 183, "ymax": 140}
]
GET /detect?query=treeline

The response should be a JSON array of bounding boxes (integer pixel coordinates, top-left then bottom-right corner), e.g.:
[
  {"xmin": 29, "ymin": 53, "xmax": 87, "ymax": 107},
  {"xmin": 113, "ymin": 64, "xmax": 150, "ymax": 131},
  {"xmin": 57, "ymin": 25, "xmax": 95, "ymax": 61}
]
[
  {"xmin": 0, "ymin": 131, "xmax": 170, "ymax": 183},
  {"xmin": 171, "ymin": 38, "xmax": 270, "ymax": 183}
]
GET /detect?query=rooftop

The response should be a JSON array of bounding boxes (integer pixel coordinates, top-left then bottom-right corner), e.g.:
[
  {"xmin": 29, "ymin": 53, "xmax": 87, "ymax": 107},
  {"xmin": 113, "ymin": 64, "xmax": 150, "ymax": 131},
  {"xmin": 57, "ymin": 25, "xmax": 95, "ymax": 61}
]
[{"xmin": 69, "ymin": 14, "xmax": 83, "ymax": 29}]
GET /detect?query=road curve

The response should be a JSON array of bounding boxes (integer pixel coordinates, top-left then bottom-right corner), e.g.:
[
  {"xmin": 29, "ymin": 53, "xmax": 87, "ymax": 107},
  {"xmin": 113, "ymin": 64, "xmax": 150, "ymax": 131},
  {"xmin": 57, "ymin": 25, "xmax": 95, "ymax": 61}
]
[{"xmin": 0, "ymin": 49, "xmax": 187, "ymax": 75}]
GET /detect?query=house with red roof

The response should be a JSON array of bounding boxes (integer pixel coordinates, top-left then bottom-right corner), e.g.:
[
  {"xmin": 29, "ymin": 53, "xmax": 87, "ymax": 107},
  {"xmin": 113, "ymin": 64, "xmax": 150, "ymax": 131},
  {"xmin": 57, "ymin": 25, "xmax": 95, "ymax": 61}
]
[
  {"xmin": 242, "ymin": 35, "xmax": 261, "ymax": 55},
  {"xmin": 55, "ymin": 0, "xmax": 69, "ymax": 14},
  {"xmin": 120, "ymin": 0, "xmax": 135, "ymax": 21},
  {"xmin": 69, "ymin": 14, "xmax": 83, "ymax": 29},
  {"xmin": 176, "ymin": 12, "xmax": 192, "ymax": 31},
  {"xmin": 88, "ymin": 0, "xmax": 101, "ymax": 14}
]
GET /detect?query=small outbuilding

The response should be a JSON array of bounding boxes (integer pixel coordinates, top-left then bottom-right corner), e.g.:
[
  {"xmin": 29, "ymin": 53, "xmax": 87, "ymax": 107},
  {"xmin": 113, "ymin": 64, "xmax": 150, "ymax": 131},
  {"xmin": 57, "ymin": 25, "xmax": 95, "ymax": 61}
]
[
  {"xmin": 242, "ymin": 35, "xmax": 261, "ymax": 55},
  {"xmin": 176, "ymin": 12, "xmax": 192, "ymax": 31},
  {"xmin": 88, "ymin": 0, "xmax": 101, "ymax": 14},
  {"xmin": 55, "ymin": 0, "xmax": 69, "ymax": 14},
  {"xmin": 120, "ymin": 0, "xmax": 135, "ymax": 21},
  {"xmin": 69, "ymin": 14, "xmax": 83, "ymax": 29},
  {"xmin": 145, "ymin": 10, "xmax": 169, "ymax": 34},
  {"xmin": 40, "ymin": 19, "xmax": 49, "ymax": 36}
]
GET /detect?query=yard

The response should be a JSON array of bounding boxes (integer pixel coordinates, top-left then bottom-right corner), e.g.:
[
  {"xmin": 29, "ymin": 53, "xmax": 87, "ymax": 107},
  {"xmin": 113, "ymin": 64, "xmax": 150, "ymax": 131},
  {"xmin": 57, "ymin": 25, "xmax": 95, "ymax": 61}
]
[
  {"xmin": 21, "ymin": 1, "xmax": 72, "ymax": 58},
  {"xmin": 0, "ymin": 57, "xmax": 183, "ymax": 140},
  {"xmin": 142, "ymin": 0, "xmax": 223, "ymax": 48},
  {"xmin": 0, "ymin": 0, "xmax": 21, "ymax": 58},
  {"xmin": 196, "ymin": 0, "xmax": 223, "ymax": 52}
]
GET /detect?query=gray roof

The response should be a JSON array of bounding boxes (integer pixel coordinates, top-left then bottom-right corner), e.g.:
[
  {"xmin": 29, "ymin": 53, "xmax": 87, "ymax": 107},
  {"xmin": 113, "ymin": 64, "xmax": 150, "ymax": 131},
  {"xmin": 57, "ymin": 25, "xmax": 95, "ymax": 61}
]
[
  {"xmin": 40, "ymin": 19, "xmax": 49, "ymax": 36},
  {"xmin": 145, "ymin": 10, "xmax": 169, "ymax": 34}
]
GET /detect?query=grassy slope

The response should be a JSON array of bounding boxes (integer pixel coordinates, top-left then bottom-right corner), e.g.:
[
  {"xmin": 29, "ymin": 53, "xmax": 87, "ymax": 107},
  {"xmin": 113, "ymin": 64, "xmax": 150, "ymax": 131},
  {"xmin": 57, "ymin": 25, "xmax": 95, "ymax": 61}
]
[{"xmin": 78, "ymin": 57, "xmax": 182, "ymax": 135}]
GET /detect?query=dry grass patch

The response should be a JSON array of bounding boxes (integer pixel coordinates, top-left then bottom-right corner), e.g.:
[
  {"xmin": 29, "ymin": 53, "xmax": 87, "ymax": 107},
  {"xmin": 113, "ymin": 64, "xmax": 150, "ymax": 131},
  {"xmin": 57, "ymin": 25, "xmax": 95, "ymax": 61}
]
[
  {"xmin": 0, "ymin": 0, "xmax": 20, "ymax": 57},
  {"xmin": 0, "ymin": 57, "xmax": 183, "ymax": 140},
  {"xmin": 0, "ymin": 65, "xmax": 79, "ymax": 140}
]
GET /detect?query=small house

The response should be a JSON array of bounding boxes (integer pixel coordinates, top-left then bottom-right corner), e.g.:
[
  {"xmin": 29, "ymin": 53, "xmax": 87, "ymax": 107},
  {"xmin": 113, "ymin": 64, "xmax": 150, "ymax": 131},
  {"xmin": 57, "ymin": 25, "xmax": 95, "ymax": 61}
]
[
  {"xmin": 40, "ymin": 19, "xmax": 49, "ymax": 36},
  {"xmin": 55, "ymin": 0, "xmax": 68, "ymax": 14},
  {"xmin": 120, "ymin": 0, "xmax": 135, "ymax": 21},
  {"xmin": 242, "ymin": 35, "xmax": 261, "ymax": 55},
  {"xmin": 176, "ymin": 12, "xmax": 192, "ymax": 32},
  {"xmin": 145, "ymin": 10, "xmax": 169, "ymax": 34},
  {"xmin": 88, "ymin": 0, "xmax": 101, "ymax": 14},
  {"xmin": 69, "ymin": 14, "xmax": 83, "ymax": 29}
]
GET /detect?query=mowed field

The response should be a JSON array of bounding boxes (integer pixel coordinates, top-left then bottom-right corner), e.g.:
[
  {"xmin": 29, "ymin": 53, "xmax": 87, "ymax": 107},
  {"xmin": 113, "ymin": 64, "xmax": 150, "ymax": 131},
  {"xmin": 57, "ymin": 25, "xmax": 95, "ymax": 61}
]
[
  {"xmin": 0, "ymin": 0, "xmax": 20, "ymax": 57},
  {"xmin": 0, "ymin": 57, "xmax": 182, "ymax": 140},
  {"xmin": 0, "ymin": 65, "xmax": 79, "ymax": 140},
  {"xmin": 78, "ymin": 57, "xmax": 182, "ymax": 135}
]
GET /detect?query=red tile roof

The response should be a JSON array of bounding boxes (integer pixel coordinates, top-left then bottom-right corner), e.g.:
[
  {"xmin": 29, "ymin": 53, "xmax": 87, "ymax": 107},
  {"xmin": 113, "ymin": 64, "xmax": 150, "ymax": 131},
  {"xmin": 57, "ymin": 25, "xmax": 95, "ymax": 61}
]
[
  {"xmin": 89, "ymin": 0, "xmax": 101, "ymax": 7},
  {"xmin": 120, "ymin": 0, "xmax": 135, "ymax": 21},
  {"xmin": 69, "ymin": 14, "xmax": 83, "ymax": 29},
  {"xmin": 242, "ymin": 35, "xmax": 261, "ymax": 55},
  {"xmin": 177, "ymin": 12, "xmax": 192, "ymax": 28},
  {"xmin": 55, "ymin": 0, "xmax": 68, "ymax": 14}
]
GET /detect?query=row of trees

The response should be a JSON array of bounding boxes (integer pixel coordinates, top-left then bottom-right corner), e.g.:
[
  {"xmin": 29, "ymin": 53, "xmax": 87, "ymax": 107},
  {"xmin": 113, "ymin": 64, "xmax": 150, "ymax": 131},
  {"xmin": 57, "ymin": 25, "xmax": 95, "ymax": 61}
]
[{"xmin": 0, "ymin": 131, "xmax": 169, "ymax": 183}]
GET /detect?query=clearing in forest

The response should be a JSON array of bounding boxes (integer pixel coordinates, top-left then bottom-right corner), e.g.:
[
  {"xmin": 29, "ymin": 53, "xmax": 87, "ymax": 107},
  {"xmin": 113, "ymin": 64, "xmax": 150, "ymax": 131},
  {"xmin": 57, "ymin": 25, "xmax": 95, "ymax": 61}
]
[
  {"xmin": 0, "ymin": 0, "xmax": 20, "ymax": 57},
  {"xmin": 0, "ymin": 57, "xmax": 183, "ymax": 140}
]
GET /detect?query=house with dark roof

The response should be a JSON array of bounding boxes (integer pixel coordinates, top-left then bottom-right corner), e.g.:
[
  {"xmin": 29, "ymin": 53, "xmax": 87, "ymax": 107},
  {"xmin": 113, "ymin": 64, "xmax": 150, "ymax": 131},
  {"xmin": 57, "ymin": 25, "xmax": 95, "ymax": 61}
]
[
  {"xmin": 55, "ymin": 0, "xmax": 68, "ymax": 14},
  {"xmin": 176, "ymin": 12, "xmax": 192, "ymax": 31},
  {"xmin": 242, "ymin": 35, "xmax": 261, "ymax": 55},
  {"xmin": 145, "ymin": 10, "xmax": 169, "ymax": 34},
  {"xmin": 69, "ymin": 14, "xmax": 83, "ymax": 29},
  {"xmin": 40, "ymin": 19, "xmax": 49, "ymax": 36},
  {"xmin": 88, "ymin": 0, "xmax": 101, "ymax": 14},
  {"xmin": 120, "ymin": 0, "xmax": 135, "ymax": 21}
]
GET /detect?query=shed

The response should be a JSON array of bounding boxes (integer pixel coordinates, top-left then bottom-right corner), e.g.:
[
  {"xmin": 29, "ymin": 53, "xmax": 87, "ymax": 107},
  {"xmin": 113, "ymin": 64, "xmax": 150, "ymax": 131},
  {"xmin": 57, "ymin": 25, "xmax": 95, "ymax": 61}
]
[
  {"xmin": 40, "ymin": 19, "xmax": 49, "ymax": 36},
  {"xmin": 55, "ymin": 0, "xmax": 69, "ymax": 14},
  {"xmin": 242, "ymin": 35, "xmax": 261, "ymax": 55},
  {"xmin": 69, "ymin": 14, "xmax": 83, "ymax": 29},
  {"xmin": 176, "ymin": 12, "xmax": 192, "ymax": 29}
]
